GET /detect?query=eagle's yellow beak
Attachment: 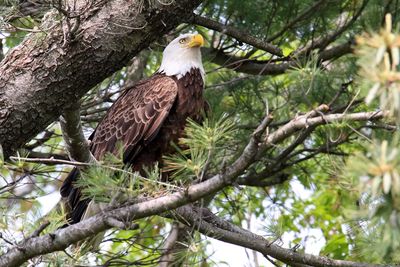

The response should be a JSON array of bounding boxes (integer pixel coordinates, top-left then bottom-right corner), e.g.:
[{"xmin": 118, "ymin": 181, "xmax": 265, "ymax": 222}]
[{"xmin": 187, "ymin": 34, "xmax": 204, "ymax": 48}]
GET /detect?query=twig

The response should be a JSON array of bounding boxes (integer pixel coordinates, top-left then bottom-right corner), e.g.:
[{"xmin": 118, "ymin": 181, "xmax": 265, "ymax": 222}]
[
  {"xmin": 203, "ymin": 41, "xmax": 353, "ymax": 76},
  {"xmin": 8, "ymin": 156, "xmax": 181, "ymax": 189},
  {"xmin": 9, "ymin": 156, "xmax": 91, "ymax": 167},
  {"xmin": 28, "ymin": 221, "xmax": 50, "ymax": 239},
  {"xmin": 105, "ymin": 217, "xmax": 139, "ymax": 230},
  {"xmin": 295, "ymin": 0, "xmax": 369, "ymax": 57},
  {"xmin": 266, "ymin": 0, "xmax": 327, "ymax": 42}
]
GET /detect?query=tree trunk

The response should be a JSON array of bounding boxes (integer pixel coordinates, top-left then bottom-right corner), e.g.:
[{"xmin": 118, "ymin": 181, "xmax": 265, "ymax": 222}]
[{"xmin": 0, "ymin": 0, "xmax": 202, "ymax": 158}]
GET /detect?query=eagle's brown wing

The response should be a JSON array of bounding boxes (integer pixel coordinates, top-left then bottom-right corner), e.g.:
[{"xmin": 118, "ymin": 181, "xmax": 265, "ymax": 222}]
[
  {"xmin": 60, "ymin": 75, "xmax": 178, "ymax": 224},
  {"xmin": 90, "ymin": 75, "xmax": 178, "ymax": 161}
]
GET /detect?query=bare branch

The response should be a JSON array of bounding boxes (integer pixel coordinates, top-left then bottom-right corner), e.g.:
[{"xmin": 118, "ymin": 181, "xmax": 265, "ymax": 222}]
[
  {"xmin": 204, "ymin": 40, "xmax": 353, "ymax": 76},
  {"xmin": 175, "ymin": 206, "xmax": 383, "ymax": 267},
  {"xmin": 295, "ymin": 0, "xmax": 368, "ymax": 57},
  {"xmin": 318, "ymin": 41, "xmax": 353, "ymax": 61},
  {"xmin": 0, "ymin": 40, "xmax": 3, "ymax": 62},
  {"xmin": 24, "ymin": 150, "xmax": 69, "ymax": 161},
  {"xmin": 192, "ymin": 15, "xmax": 283, "ymax": 56},
  {"xmin": 28, "ymin": 221, "xmax": 50, "ymax": 239},
  {"xmin": 60, "ymin": 102, "xmax": 95, "ymax": 163},
  {"xmin": 105, "ymin": 217, "xmax": 139, "ymax": 230},
  {"xmin": 266, "ymin": 0, "xmax": 327, "ymax": 42},
  {"xmin": 24, "ymin": 130, "xmax": 57, "ymax": 150},
  {"xmin": 8, "ymin": 156, "xmax": 91, "ymax": 167},
  {"xmin": 240, "ymin": 109, "xmax": 389, "ymax": 186},
  {"xmin": 262, "ymin": 110, "xmax": 388, "ymax": 150},
  {"xmin": 237, "ymin": 173, "xmax": 289, "ymax": 187},
  {"xmin": 204, "ymin": 47, "xmax": 292, "ymax": 75}
]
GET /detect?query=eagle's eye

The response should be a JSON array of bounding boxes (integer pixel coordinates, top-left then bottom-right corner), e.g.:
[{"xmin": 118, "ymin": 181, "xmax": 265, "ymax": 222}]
[{"xmin": 179, "ymin": 38, "xmax": 187, "ymax": 44}]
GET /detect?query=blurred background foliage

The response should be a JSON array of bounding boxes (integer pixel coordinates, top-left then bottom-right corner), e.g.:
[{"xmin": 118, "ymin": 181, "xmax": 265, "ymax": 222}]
[{"xmin": 1, "ymin": 0, "xmax": 400, "ymax": 266}]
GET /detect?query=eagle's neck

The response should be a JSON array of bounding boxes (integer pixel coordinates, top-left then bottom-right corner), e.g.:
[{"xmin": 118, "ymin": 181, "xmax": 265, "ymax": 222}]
[{"xmin": 158, "ymin": 48, "xmax": 205, "ymax": 81}]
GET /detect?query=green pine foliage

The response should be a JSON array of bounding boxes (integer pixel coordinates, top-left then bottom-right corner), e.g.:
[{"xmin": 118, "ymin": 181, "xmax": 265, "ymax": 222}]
[{"xmin": 164, "ymin": 115, "xmax": 235, "ymax": 181}]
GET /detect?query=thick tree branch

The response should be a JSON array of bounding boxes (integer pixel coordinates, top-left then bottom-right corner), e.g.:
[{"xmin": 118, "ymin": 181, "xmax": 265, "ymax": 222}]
[
  {"xmin": 318, "ymin": 41, "xmax": 353, "ymax": 61},
  {"xmin": 0, "ymin": 112, "xmax": 269, "ymax": 267},
  {"xmin": 204, "ymin": 41, "xmax": 353, "ymax": 76},
  {"xmin": 175, "ymin": 206, "xmax": 383, "ymax": 267},
  {"xmin": 0, "ymin": 110, "xmax": 389, "ymax": 266},
  {"xmin": 192, "ymin": 15, "xmax": 283, "ymax": 56},
  {"xmin": 262, "ymin": 110, "xmax": 387, "ymax": 150},
  {"xmin": 0, "ymin": 0, "xmax": 203, "ymax": 158}
]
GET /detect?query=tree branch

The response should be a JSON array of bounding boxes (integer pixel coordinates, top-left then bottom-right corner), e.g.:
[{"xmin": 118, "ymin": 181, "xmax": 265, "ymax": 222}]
[
  {"xmin": 295, "ymin": 0, "xmax": 368, "ymax": 57},
  {"xmin": 0, "ymin": 109, "xmax": 389, "ymax": 266},
  {"xmin": 158, "ymin": 222, "xmax": 190, "ymax": 267},
  {"xmin": 175, "ymin": 206, "xmax": 383, "ymax": 267},
  {"xmin": 25, "ymin": 151, "xmax": 69, "ymax": 161},
  {"xmin": 204, "ymin": 47, "xmax": 292, "ymax": 75},
  {"xmin": 159, "ymin": 222, "xmax": 181, "ymax": 267},
  {"xmin": 262, "ymin": 110, "xmax": 387, "ymax": 150},
  {"xmin": 266, "ymin": 0, "xmax": 327, "ymax": 42},
  {"xmin": 0, "ymin": 112, "xmax": 269, "ymax": 267},
  {"xmin": 0, "ymin": 40, "xmax": 3, "ymax": 62},
  {"xmin": 204, "ymin": 40, "xmax": 353, "ymax": 76},
  {"xmin": 59, "ymin": 102, "xmax": 95, "ymax": 163},
  {"xmin": 239, "ymin": 108, "xmax": 388, "ymax": 186},
  {"xmin": 237, "ymin": 173, "xmax": 289, "ymax": 187},
  {"xmin": 192, "ymin": 15, "xmax": 283, "ymax": 56}
]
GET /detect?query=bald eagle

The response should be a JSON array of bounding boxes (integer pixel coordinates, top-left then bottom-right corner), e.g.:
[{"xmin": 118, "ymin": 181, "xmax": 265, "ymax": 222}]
[{"xmin": 60, "ymin": 33, "xmax": 206, "ymax": 226}]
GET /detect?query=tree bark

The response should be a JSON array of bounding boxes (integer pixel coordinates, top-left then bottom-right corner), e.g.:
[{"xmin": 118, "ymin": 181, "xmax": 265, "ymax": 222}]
[{"xmin": 0, "ymin": 0, "xmax": 203, "ymax": 158}]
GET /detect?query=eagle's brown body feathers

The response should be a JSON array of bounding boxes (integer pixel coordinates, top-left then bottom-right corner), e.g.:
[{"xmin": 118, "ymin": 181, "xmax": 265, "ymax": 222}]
[{"xmin": 60, "ymin": 68, "xmax": 205, "ymax": 225}]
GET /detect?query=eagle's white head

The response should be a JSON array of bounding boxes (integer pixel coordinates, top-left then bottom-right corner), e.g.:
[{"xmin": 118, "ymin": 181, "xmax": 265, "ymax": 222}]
[{"xmin": 158, "ymin": 33, "xmax": 205, "ymax": 80}]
